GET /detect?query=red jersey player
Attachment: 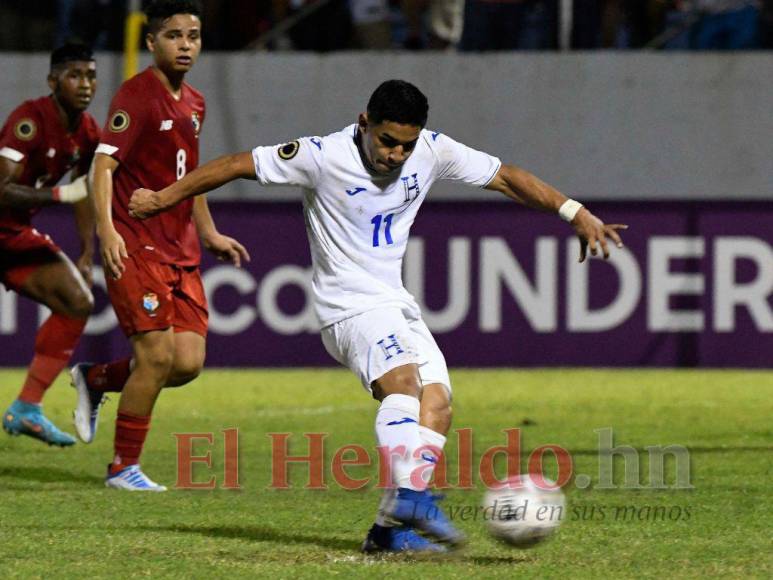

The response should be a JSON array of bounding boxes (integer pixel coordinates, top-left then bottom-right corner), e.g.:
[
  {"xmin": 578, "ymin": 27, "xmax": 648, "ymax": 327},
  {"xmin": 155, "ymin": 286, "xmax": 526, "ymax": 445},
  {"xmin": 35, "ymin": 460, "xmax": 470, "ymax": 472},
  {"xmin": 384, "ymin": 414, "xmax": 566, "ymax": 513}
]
[
  {"xmin": 72, "ymin": 0, "xmax": 248, "ymax": 490},
  {"xmin": 1, "ymin": 43, "xmax": 99, "ymax": 447}
]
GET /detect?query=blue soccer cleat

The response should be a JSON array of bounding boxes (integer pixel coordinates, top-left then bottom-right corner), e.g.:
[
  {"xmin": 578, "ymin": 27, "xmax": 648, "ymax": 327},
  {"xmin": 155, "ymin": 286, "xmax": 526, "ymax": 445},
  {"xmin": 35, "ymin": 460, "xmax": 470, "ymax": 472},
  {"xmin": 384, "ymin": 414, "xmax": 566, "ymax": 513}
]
[
  {"xmin": 2, "ymin": 400, "xmax": 76, "ymax": 447},
  {"xmin": 362, "ymin": 524, "xmax": 448, "ymax": 554},
  {"xmin": 386, "ymin": 488, "xmax": 466, "ymax": 547},
  {"xmin": 105, "ymin": 464, "xmax": 167, "ymax": 492},
  {"xmin": 70, "ymin": 363, "xmax": 107, "ymax": 443}
]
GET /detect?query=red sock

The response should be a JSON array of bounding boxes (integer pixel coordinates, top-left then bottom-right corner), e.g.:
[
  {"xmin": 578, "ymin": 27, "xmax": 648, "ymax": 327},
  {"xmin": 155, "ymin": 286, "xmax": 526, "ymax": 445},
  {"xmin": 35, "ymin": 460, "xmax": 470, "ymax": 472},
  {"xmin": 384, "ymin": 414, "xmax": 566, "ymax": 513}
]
[
  {"xmin": 86, "ymin": 358, "xmax": 132, "ymax": 393},
  {"xmin": 111, "ymin": 411, "xmax": 151, "ymax": 473},
  {"xmin": 18, "ymin": 314, "xmax": 87, "ymax": 404}
]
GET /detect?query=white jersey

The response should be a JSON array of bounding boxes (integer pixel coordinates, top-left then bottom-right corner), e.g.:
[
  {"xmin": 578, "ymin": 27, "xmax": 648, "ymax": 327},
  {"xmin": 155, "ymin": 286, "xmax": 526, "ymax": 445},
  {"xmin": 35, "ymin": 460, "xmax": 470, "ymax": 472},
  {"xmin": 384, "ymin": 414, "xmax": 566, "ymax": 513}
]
[{"xmin": 251, "ymin": 124, "xmax": 501, "ymax": 327}]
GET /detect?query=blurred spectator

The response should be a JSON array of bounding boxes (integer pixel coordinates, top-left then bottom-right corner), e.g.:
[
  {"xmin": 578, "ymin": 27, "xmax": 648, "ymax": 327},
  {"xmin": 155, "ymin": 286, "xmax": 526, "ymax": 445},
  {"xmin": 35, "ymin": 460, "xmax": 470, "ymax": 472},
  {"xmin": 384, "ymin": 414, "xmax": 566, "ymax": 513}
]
[
  {"xmin": 663, "ymin": 0, "xmax": 761, "ymax": 49},
  {"xmin": 56, "ymin": 0, "xmax": 123, "ymax": 50},
  {"xmin": 459, "ymin": 0, "xmax": 559, "ymax": 51},
  {"xmin": 762, "ymin": 0, "xmax": 773, "ymax": 46},
  {"xmin": 0, "ymin": 0, "xmax": 55, "ymax": 50},
  {"xmin": 273, "ymin": 0, "xmax": 354, "ymax": 51},
  {"xmin": 401, "ymin": 0, "xmax": 464, "ymax": 49},
  {"xmin": 429, "ymin": 0, "xmax": 466, "ymax": 45},
  {"xmin": 350, "ymin": 0, "xmax": 392, "ymax": 48},
  {"xmin": 200, "ymin": 0, "xmax": 272, "ymax": 50},
  {"xmin": 0, "ymin": 0, "xmax": 769, "ymax": 52},
  {"xmin": 571, "ymin": 0, "xmax": 624, "ymax": 47},
  {"xmin": 571, "ymin": 0, "xmax": 670, "ymax": 48}
]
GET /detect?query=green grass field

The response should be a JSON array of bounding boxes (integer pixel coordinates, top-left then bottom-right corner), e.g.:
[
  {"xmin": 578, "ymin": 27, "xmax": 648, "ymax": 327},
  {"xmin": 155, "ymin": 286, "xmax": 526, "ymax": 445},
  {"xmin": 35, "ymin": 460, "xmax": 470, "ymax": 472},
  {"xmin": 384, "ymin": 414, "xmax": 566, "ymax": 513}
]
[{"xmin": 1, "ymin": 368, "xmax": 771, "ymax": 579}]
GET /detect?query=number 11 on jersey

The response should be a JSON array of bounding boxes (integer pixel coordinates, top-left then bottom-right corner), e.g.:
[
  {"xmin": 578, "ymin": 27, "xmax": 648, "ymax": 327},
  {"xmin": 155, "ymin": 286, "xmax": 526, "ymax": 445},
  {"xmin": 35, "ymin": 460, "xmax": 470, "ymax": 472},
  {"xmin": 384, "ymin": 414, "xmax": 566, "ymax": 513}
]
[{"xmin": 371, "ymin": 213, "xmax": 394, "ymax": 247}]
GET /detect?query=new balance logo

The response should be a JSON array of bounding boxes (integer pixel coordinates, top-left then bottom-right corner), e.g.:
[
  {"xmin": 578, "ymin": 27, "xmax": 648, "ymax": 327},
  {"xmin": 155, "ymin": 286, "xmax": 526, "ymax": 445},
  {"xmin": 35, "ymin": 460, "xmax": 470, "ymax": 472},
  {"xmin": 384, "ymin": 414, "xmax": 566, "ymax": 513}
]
[
  {"xmin": 346, "ymin": 187, "xmax": 367, "ymax": 196},
  {"xmin": 159, "ymin": 120, "xmax": 174, "ymax": 131}
]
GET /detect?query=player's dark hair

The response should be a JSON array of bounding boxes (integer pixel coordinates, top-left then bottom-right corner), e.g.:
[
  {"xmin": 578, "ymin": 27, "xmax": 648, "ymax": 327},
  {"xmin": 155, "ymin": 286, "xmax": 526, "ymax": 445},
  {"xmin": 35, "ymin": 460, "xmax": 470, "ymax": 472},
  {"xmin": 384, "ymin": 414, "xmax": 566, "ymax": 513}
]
[
  {"xmin": 145, "ymin": 0, "xmax": 202, "ymax": 34},
  {"xmin": 50, "ymin": 42, "xmax": 94, "ymax": 72},
  {"xmin": 367, "ymin": 80, "xmax": 429, "ymax": 128}
]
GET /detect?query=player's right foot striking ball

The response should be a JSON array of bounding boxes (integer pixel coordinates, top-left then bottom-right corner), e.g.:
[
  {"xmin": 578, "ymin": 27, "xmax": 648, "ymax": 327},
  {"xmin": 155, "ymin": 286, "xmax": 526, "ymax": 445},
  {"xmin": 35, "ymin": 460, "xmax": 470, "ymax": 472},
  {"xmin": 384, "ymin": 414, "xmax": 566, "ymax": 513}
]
[
  {"xmin": 70, "ymin": 363, "xmax": 106, "ymax": 443},
  {"xmin": 105, "ymin": 464, "xmax": 167, "ymax": 492},
  {"xmin": 386, "ymin": 489, "xmax": 466, "ymax": 547},
  {"xmin": 361, "ymin": 523, "xmax": 448, "ymax": 554},
  {"xmin": 2, "ymin": 400, "xmax": 76, "ymax": 446}
]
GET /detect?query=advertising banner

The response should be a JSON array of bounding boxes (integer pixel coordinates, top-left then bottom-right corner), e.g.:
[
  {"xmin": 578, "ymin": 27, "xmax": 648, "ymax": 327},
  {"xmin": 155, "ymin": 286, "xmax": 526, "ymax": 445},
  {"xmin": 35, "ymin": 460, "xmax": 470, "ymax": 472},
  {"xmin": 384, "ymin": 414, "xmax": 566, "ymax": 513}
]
[{"xmin": 1, "ymin": 202, "xmax": 770, "ymax": 367}]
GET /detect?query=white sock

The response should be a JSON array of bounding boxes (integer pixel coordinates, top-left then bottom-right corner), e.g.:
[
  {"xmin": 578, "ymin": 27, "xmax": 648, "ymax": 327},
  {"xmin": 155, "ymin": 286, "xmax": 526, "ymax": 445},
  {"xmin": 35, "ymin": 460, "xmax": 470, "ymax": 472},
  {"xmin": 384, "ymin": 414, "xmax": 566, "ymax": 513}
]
[
  {"xmin": 374, "ymin": 425, "xmax": 448, "ymax": 526},
  {"xmin": 375, "ymin": 487, "xmax": 398, "ymax": 527},
  {"xmin": 418, "ymin": 425, "xmax": 447, "ymax": 488},
  {"xmin": 375, "ymin": 394, "xmax": 426, "ymax": 491}
]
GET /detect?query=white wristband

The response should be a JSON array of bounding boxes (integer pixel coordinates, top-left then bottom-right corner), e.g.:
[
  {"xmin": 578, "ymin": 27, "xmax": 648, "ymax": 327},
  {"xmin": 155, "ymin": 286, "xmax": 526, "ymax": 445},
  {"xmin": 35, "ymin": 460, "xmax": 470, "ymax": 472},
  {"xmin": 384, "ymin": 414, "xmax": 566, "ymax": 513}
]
[
  {"xmin": 558, "ymin": 199, "xmax": 583, "ymax": 223},
  {"xmin": 54, "ymin": 174, "xmax": 89, "ymax": 203}
]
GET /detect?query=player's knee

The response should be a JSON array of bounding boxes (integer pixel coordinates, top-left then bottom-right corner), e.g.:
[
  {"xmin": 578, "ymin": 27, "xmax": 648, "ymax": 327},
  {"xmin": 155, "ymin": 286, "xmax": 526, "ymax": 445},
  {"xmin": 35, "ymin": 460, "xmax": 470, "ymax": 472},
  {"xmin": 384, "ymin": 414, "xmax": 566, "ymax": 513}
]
[
  {"xmin": 422, "ymin": 400, "xmax": 452, "ymax": 425},
  {"xmin": 372, "ymin": 377, "xmax": 421, "ymax": 401},
  {"xmin": 57, "ymin": 285, "xmax": 93, "ymax": 319},
  {"xmin": 136, "ymin": 348, "xmax": 174, "ymax": 378},
  {"xmin": 70, "ymin": 289, "xmax": 94, "ymax": 319},
  {"xmin": 166, "ymin": 360, "xmax": 203, "ymax": 387}
]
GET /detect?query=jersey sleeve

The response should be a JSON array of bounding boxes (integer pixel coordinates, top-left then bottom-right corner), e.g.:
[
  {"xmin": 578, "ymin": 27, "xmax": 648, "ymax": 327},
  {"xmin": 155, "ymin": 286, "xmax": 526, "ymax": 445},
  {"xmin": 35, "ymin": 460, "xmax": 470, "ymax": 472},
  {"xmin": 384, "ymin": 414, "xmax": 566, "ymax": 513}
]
[
  {"xmin": 0, "ymin": 102, "xmax": 43, "ymax": 165},
  {"xmin": 251, "ymin": 136, "xmax": 323, "ymax": 189},
  {"xmin": 96, "ymin": 87, "xmax": 149, "ymax": 164},
  {"xmin": 432, "ymin": 132, "xmax": 502, "ymax": 187}
]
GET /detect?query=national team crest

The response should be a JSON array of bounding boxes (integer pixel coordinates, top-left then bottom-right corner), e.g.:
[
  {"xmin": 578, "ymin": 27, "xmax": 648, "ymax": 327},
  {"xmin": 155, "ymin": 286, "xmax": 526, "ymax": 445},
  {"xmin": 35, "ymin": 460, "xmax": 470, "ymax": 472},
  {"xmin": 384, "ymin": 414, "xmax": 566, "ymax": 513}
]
[
  {"xmin": 191, "ymin": 112, "xmax": 201, "ymax": 137},
  {"xmin": 142, "ymin": 293, "xmax": 159, "ymax": 315},
  {"xmin": 401, "ymin": 173, "xmax": 421, "ymax": 202}
]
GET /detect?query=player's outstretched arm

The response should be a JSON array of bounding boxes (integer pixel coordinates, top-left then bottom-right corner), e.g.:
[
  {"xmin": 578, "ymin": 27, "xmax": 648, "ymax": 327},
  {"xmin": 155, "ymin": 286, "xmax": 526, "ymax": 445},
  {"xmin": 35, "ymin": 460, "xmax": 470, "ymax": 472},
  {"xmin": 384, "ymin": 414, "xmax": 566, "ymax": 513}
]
[
  {"xmin": 129, "ymin": 151, "xmax": 256, "ymax": 219},
  {"xmin": 0, "ymin": 156, "xmax": 89, "ymax": 209},
  {"xmin": 485, "ymin": 164, "xmax": 628, "ymax": 262}
]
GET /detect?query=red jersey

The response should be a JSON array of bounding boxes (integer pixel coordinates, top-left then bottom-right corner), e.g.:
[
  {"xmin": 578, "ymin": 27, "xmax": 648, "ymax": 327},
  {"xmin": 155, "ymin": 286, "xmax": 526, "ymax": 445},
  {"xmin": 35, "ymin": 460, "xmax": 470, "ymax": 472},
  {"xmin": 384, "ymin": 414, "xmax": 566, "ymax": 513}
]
[
  {"xmin": 98, "ymin": 67, "xmax": 205, "ymax": 266},
  {"xmin": 0, "ymin": 96, "xmax": 100, "ymax": 231}
]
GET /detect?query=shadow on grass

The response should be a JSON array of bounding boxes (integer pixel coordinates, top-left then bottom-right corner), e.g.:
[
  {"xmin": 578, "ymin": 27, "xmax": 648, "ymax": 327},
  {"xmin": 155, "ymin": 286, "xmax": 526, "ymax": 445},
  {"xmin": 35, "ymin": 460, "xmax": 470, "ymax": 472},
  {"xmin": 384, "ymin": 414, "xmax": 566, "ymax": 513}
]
[
  {"xmin": 568, "ymin": 445, "xmax": 773, "ymax": 456},
  {"xmin": 143, "ymin": 524, "xmax": 528, "ymax": 565},
  {"xmin": 0, "ymin": 465, "xmax": 103, "ymax": 485},
  {"xmin": 466, "ymin": 555, "xmax": 528, "ymax": 565},
  {"xmin": 143, "ymin": 523, "xmax": 361, "ymax": 552}
]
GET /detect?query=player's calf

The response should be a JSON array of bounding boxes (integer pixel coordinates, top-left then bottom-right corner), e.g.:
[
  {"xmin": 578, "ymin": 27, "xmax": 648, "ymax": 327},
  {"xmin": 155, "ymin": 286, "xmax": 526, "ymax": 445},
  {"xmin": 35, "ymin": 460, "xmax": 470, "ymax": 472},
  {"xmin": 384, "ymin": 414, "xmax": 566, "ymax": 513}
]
[
  {"xmin": 419, "ymin": 384, "xmax": 453, "ymax": 435},
  {"xmin": 62, "ymin": 289, "xmax": 93, "ymax": 320}
]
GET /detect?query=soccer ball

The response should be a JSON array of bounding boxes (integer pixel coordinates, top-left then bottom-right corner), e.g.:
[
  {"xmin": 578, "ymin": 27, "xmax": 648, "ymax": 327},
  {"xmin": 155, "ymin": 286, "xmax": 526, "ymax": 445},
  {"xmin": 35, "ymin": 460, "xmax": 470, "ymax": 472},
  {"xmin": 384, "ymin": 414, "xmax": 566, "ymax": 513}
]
[{"xmin": 483, "ymin": 473, "xmax": 565, "ymax": 547}]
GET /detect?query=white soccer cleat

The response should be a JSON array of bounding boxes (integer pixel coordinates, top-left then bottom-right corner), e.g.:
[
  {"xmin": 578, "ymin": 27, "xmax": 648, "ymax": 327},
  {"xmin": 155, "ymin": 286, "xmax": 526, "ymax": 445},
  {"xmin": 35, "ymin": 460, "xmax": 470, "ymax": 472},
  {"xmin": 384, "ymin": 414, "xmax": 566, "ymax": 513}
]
[
  {"xmin": 105, "ymin": 464, "xmax": 167, "ymax": 492},
  {"xmin": 71, "ymin": 363, "xmax": 105, "ymax": 443}
]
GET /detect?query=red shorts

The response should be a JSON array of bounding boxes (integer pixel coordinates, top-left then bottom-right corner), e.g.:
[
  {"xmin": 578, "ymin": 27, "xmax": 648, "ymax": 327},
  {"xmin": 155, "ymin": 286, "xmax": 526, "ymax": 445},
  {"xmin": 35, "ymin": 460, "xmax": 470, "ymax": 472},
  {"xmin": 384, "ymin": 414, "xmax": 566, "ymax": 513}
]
[
  {"xmin": 0, "ymin": 226, "xmax": 62, "ymax": 291},
  {"xmin": 106, "ymin": 252, "xmax": 208, "ymax": 338}
]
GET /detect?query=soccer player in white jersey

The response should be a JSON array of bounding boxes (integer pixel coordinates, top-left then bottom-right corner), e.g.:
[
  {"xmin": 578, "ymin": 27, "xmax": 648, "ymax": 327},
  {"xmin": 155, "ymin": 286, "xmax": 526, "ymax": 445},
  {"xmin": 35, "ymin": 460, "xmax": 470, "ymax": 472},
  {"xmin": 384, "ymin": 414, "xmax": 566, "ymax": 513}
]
[{"xmin": 128, "ymin": 80, "xmax": 627, "ymax": 553}]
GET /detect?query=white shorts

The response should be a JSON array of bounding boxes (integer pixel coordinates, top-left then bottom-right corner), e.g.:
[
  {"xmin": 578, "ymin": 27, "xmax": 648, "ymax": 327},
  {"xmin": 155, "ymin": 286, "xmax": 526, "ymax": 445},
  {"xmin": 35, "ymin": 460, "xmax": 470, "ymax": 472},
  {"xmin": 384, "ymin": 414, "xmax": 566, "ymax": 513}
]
[{"xmin": 321, "ymin": 306, "xmax": 452, "ymax": 395}]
